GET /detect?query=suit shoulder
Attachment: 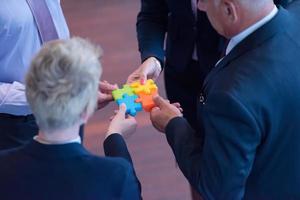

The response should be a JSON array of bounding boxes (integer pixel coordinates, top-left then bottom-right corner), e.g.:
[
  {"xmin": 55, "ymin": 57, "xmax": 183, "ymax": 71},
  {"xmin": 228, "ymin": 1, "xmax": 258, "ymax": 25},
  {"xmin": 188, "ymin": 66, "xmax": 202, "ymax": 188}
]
[
  {"xmin": 216, "ymin": 31, "xmax": 300, "ymax": 93},
  {"xmin": 83, "ymin": 154, "xmax": 133, "ymax": 174},
  {"xmin": 0, "ymin": 146, "xmax": 24, "ymax": 160},
  {"xmin": 84, "ymin": 155, "xmax": 137, "ymax": 193}
]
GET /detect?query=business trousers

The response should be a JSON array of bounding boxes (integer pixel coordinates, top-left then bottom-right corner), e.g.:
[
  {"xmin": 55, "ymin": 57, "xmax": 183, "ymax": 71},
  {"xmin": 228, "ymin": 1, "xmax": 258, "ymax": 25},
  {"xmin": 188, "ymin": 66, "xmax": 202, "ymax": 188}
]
[
  {"xmin": 0, "ymin": 113, "xmax": 84, "ymax": 151},
  {"xmin": 164, "ymin": 59, "xmax": 210, "ymax": 200},
  {"xmin": 0, "ymin": 114, "xmax": 38, "ymax": 151},
  {"xmin": 164, "ymin": 59, "xmax": 209, "ymax": 134}
]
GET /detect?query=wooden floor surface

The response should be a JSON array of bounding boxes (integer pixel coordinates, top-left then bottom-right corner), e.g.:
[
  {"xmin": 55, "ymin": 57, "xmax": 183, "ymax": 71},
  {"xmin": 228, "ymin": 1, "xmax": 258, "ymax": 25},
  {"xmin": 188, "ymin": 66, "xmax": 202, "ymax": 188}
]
[{"xmin": 61, "ymin": 1, "xmax": 191, "ymax": 199}]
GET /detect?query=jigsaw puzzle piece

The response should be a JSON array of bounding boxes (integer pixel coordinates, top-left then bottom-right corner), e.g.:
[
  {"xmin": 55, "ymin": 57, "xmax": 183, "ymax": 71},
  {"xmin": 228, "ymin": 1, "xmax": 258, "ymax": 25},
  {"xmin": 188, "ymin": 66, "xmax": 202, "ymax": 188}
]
[
  {"xmin": 130, "ymin": 79, "xmax": 158, "ymax": 95},
  {"xmin": 135, "ymin": 91, "xmax": 158, "ymax": 112},
  {"xmin": 112, "ymin": 84, "xmax": 135, "ymax": 100},
  {"xmin": 116, "ymin": 94, "xmax": 142, "ymax": 116}
]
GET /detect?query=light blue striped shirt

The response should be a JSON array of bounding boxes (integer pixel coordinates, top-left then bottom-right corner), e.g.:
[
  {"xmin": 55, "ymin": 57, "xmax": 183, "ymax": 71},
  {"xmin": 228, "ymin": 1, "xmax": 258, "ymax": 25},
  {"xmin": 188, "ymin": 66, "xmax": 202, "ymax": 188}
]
[{"xmin": 0, "ymin": 0, "xmax": 69, "ymax": 115}]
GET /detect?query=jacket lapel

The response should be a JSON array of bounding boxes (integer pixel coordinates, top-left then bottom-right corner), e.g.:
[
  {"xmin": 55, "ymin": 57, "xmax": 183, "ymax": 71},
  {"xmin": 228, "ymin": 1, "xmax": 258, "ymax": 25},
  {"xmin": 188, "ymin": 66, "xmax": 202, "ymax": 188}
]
[{"xmin": 203, "ymin": 6, "xmax": 288, "ymax": 91}]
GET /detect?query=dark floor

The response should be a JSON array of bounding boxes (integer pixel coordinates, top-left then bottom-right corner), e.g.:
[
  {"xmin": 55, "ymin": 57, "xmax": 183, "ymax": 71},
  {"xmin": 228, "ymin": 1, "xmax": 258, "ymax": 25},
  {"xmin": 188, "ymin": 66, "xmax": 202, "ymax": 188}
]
[{"xmin": 61, "ymin": 1, "xmax": 191, "ymax": 199}]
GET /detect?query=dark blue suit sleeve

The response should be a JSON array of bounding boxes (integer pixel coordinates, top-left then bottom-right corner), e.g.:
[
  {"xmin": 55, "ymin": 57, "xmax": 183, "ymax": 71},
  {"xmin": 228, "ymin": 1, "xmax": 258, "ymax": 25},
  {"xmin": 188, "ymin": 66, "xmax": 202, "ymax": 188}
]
[
  {"xmin": 104, "ymin": 133, "xmax": 133, "ymax": 164},
  {"xmin": 137, "ymin": 0, "xmax": 168, "ymax": 66},
  {"xmin": 274, "ymin": 0, "xmax": 293, "ymax": 7},
  {"xmin": 120, "ymin": 163, "xmax": 142, "ymax": 200},
  {"xmin": 166, "ymin": 92, "xmax": 262, "ymax": 199},
  {"xmin": 104, "ymin": 133, "xmax": 142, "ymax": 199}
]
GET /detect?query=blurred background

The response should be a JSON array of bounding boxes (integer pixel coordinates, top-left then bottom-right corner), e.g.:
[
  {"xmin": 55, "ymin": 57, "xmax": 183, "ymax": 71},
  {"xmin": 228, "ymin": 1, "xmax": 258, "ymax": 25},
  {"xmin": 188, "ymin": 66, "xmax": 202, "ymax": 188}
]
[{"xmin": 62, "ymin": 0, "xmax": 191, "ymax": 199}]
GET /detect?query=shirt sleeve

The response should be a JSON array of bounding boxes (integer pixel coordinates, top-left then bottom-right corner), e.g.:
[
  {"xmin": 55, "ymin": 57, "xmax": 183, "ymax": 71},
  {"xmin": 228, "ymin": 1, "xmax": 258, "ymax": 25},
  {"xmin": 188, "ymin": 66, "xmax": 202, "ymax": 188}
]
[{"xmin": 0, "ymin": 82, "xmax": 32, "ymax": 115}]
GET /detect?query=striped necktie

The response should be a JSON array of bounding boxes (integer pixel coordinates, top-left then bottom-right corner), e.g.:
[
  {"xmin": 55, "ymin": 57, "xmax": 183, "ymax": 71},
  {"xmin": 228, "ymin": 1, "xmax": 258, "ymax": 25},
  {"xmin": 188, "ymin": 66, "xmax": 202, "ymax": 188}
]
[
  {"xmin": 192, "ymin": 0, "xmax": 198, "ymax": 17},
  {"xmin": 26, "ymin": 0, "xmax": 59, "ymax": 43}
]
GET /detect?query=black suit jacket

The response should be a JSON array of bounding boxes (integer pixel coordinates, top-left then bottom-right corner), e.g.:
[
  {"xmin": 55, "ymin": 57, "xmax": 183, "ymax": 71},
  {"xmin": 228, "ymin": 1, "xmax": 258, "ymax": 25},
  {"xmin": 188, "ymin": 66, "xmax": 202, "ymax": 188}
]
[
  {"xmin": 137, "ymin": 0, "xmax": 222, "ymax": 73},
  {"xmin": 0, "ymin": 134, "xmax": 141, "ymax": 200},
  {"xmin": 166, "ymin": 7, "xmax": 300, "ymax": 199}
]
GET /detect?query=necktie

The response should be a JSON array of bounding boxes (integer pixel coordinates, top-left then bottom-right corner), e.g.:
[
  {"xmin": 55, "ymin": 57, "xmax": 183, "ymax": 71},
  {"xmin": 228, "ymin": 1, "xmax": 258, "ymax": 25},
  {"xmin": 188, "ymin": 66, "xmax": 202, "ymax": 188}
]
[
  {"xmin": 26, "ymin": 0, "xmax": 59, "ymax": 43},
  {"xmin": 220, "ymin": 39, "xmax": 230, "ymax": 58},
  {"xmin": 192, "ymin": 0, "xmax": 198, "ymax": 17}
]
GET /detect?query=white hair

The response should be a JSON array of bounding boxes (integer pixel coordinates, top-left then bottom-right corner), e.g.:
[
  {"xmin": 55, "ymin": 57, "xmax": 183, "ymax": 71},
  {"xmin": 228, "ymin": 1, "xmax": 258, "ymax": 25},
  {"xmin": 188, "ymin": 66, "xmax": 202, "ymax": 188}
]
[{"xmin": 26, "ymin": 37, "xmax": 102, "ymax": 132}]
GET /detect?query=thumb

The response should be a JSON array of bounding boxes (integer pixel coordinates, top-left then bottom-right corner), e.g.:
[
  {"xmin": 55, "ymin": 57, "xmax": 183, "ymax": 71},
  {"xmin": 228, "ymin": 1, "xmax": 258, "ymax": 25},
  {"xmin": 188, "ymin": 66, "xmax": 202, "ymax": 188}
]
[
  {"xmin": 153, "ymin": 95, "xmax": 168, "ymax": 108},
  {"xmin": 116, "ymin": 103, "xmax": 127, "ymax": 118}
]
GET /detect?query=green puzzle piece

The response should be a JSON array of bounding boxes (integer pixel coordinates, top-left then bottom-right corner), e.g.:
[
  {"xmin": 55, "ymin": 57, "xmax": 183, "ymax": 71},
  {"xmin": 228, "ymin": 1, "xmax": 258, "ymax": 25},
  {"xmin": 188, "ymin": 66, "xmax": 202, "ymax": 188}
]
[{"xmin": 112, "ymin": 84, "xmax": 135, "ymax": 100}]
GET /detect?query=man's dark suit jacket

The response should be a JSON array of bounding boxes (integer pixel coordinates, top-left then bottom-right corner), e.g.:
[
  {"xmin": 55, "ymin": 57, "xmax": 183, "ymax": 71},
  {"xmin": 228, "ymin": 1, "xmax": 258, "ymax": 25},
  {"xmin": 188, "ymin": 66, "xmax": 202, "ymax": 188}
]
[
  {"xmin": 165, "ymin": 7, "xmax": 300, "ymax": 200},
  {"xmin": 0, "ymin": 134, "xmax": 141, "ymax": 200},
  {"xmin": 274, "ymin": 0, "xmax": 292, "ymax": 6},
  {"xmin": 137, "ymin": 0, "xmax": 222, "ymax": 73},
  {"xmin": 287, "ymin": 0, "xmax": 300, "ymax": 16}
]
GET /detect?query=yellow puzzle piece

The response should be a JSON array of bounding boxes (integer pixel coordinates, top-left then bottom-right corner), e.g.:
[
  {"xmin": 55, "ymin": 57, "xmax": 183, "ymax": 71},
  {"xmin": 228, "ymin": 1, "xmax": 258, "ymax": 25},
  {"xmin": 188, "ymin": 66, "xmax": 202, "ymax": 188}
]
[{"xmin": 130, "ymin": 79, "xmax": 158, "ymax": 95}]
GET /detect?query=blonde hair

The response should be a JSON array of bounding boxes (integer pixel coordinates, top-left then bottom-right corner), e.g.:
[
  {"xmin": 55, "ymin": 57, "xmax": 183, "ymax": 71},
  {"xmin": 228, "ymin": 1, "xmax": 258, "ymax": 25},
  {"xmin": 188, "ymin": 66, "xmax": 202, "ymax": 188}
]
[{"xmin": 26, "ymin": 37, "xmax": 102, "ymax": 132}]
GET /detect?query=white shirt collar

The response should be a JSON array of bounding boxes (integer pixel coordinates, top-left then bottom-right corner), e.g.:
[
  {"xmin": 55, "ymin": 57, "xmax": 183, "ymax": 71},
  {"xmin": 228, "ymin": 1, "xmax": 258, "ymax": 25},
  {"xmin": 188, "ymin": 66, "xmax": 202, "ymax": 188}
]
[
  {"xmin": 226, "ymin": 6, "xmax": 278, "ymax": 55},
  {"xmin": 34, "ymin": 136, "xmax": 81, "ymax": 145}
]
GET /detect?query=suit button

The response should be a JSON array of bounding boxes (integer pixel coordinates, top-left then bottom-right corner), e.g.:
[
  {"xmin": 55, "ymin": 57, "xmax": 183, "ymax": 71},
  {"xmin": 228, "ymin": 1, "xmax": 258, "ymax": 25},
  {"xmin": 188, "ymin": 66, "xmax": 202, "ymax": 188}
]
[{"xmin": 199, "ymin": 94, "xmax": 205, "ymax": 104}]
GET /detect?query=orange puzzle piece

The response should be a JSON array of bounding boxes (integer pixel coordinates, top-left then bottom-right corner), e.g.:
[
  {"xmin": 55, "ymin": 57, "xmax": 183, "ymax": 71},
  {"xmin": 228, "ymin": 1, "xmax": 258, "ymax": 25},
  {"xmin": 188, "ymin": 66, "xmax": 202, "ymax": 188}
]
[{"xmin": 135, "ymin": 91, "xmax": 158, "ymax": 112}]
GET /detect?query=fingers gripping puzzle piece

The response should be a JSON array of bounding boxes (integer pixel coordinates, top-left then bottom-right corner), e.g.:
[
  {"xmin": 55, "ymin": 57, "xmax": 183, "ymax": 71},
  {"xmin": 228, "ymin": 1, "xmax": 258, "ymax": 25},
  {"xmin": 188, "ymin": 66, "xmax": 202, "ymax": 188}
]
[
  {"xmin": 135, "ymin": 91, "xmax": 158, "ymax": 112},
  {"xmin": 113, "ymin": 79, "xmax": 159, "ymax": 116},
  {"xmin": 112, "ymin": 85, "xmax": 135, "ymax": 100},
  {"xmin": 116, "ymin": 94, "xmax": 142, "ymax": 116},
  {"xmin": 130, "ymin": 79, "xmax": 158, "ymax": 95}
]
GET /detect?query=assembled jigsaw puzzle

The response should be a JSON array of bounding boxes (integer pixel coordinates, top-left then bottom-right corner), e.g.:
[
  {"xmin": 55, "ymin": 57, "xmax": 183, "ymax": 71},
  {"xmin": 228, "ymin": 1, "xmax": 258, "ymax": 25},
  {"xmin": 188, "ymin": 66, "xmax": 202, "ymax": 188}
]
[{"xmin": 112, "ymin": 79, "xmax": 158, "ymax": 116}]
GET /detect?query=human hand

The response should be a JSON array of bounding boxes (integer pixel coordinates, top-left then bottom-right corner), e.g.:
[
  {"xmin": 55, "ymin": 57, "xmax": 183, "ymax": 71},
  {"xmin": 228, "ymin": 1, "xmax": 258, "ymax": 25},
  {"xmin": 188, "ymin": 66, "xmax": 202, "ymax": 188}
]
[
  {"xmin": 98, "ymin": 81, "xmax": 118, "ymax": 109},
  {"xmin": 107, "ymin": 104, "xmax": 137, "ymax": 138},
  {"xmin": 150, "ymin": 95, "xmax": 183, "ymax": 133},
  {"xmin": 127, "ymin": 57, "xmax": 162, "ymax": 84}
]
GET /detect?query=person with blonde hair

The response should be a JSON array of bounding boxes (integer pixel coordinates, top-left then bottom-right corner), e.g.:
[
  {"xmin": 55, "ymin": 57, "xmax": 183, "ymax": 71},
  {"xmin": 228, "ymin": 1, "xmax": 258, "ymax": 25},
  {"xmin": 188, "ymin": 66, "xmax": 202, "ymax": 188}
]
[{"xmin": 0, "ymin": 37, "xmax": 141, "ymax": 200}]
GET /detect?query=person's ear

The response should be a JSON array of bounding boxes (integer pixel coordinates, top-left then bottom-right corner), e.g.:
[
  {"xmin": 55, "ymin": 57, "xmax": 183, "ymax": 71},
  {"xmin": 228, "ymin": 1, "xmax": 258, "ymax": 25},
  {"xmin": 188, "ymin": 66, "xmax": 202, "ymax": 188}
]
[
  {"xmin": 222, "ymin": 0, "xmax": 238, "ymax": 24},
  {"xmin": 198, "ymin": 0, "xmax": 208, "ymax": 11}
]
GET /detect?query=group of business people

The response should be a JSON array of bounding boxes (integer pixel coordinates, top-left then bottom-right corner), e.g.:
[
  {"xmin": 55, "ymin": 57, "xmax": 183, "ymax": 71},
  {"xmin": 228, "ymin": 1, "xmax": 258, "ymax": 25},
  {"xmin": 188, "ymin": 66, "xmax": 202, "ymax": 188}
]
[
  {"xmin": 0, "ymin": 0, "xmax": 140, "ymax": 199},
  {"xmin": 1, "ymin": 0, "xmax": 300, "ymax": 199}
]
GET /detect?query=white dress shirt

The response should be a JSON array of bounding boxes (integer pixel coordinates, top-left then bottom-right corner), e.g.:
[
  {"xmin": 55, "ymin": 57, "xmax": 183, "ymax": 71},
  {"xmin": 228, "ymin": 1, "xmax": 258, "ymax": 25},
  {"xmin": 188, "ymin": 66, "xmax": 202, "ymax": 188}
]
[
  {"xmin": 226, "ymin": 6, "xmax": 278, "ymax": 55},
  {"xmin": 34, "ymin": 136, "xmax": 81, "ymax": 145},
  {"xmin": 215, "ymin": 6, "xmax": 278, "ymax": 66},
  {"xmin": 0, "ymin": 0, "xmax": 69, "ymax": 116}
]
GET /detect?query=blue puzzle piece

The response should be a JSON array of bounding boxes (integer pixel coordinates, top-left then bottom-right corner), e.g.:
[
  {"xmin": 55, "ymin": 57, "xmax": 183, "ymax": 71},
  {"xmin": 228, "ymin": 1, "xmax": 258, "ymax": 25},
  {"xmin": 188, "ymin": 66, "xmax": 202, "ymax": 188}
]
[{"xmin": 116, "ymin": 94, "xmax": 142, "ymax": 116}]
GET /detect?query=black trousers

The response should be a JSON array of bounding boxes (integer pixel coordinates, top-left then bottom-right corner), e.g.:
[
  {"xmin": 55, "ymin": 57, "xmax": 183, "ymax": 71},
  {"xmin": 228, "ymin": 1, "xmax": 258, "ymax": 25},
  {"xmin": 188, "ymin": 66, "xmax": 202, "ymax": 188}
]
[
  {"xmin": 0, "ymin": 113, "xmax": 85, "ymax": 151},
  {"xmin": 164, "ymin": 60, "xmax": 210, "ymax": 200},
  {"xmin": 164, "ymin": 59, "xmax": 210, "ymax": 134},
  {"xmin": 0, "ymin": 114, "xmax": 38, "ymax": 151}
]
